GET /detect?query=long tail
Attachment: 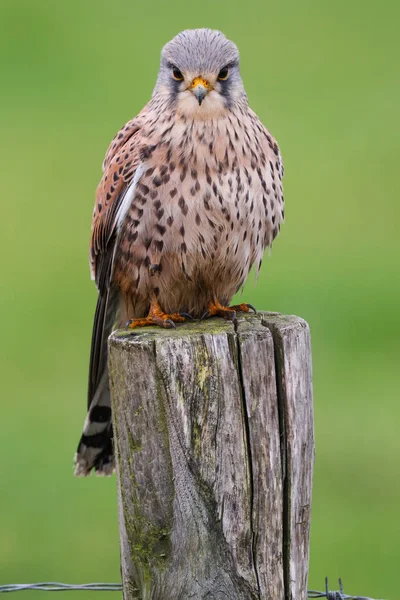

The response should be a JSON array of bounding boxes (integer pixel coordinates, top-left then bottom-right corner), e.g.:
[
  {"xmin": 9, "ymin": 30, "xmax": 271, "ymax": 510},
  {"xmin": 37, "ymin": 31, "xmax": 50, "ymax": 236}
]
[{"xmin": 74, "ymin": 286, "xmax": 119, "ymax": 476}]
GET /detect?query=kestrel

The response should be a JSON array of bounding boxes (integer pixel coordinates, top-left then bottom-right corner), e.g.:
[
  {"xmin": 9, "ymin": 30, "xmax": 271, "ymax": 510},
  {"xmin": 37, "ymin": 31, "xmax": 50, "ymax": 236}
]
[{"xmin": 75, "ymin": 29, "xmax": 284, "ymax": 476}]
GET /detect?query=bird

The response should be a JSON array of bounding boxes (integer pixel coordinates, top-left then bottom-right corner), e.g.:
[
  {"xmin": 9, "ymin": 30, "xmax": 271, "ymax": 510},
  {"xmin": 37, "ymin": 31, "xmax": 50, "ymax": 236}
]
[{"xmin": 75, "ymin": 28, "xmax": 284, "ymax": 476}]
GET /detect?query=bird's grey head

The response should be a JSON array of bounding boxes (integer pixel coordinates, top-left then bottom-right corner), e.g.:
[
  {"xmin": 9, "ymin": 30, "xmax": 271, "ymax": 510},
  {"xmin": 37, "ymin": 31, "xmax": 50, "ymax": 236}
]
[{"xmin": 154, "ymin": 29, "xmax": 246, "ymax": 119}]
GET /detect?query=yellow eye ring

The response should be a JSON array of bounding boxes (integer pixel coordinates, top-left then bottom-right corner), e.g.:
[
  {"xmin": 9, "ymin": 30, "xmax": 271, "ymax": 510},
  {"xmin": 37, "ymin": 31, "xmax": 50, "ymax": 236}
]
[
  {"xmin": 172, "ymin": 67, "xmax": 184, "ymax": 81},
  {"xmin": 218, "ymin": 67, "xmax": 229, "ymax": 81}
]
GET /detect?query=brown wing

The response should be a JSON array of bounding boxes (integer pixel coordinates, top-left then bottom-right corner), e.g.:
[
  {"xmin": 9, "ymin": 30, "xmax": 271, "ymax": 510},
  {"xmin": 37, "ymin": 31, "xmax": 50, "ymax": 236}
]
[
  {"xmin": 86, "ymin": 114, "xmax": 146, "ymax": 413},
  {"xmin": 90, "ymin": 114, "xmax": 145, "ymax": 293}
]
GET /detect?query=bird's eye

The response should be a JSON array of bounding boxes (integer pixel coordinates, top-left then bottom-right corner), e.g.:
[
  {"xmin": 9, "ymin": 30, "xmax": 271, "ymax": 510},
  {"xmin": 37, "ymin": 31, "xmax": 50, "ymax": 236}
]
[
  {"xmin": 172, "ymin": 67, "xmax": 184, "ymax": 81},
  {"xmin": 218, "ymin": 67, "xmax": 229, "ymax": 81}
]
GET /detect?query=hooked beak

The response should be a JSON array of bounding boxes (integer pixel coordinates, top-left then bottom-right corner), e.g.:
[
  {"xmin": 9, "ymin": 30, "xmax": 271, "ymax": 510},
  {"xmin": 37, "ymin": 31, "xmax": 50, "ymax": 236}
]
[{"xmin": 190, "ymin": 77, "xmax": 212, "ymax": 105}]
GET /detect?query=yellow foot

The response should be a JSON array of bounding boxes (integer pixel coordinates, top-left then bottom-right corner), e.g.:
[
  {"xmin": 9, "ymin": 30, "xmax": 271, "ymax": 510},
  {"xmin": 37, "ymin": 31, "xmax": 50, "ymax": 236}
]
[
  {"xmin": 201, "ymin": 300, "xmax": 257, "ymax": 322},
  {"xmin": 126, "ymin": 296, "xmax": 192, "ymax": 330}
]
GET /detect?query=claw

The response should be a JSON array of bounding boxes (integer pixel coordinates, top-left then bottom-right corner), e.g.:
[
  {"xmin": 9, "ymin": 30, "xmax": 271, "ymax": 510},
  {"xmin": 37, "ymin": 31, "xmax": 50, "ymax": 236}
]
[
  {"xmin": 180, "ymin": 312, "xmax": 194, "ymax": 320},
  {"xmin": 201, "ymin": 300, "xmax": 256, "ymax": 322},
  {"xmin": 246, "ymin": 303, "xmax": 257, "ymax": 314},
  {"xmin": 126, "ymin": 294, "xmax": 192, "ymax": 330},
  {"xmin": 225, "ymin": 310, "xmax": 237, "ymax": 321}
]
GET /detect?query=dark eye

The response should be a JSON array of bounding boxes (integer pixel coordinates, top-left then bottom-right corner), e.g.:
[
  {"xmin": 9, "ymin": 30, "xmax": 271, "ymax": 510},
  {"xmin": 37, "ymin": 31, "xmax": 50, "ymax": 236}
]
[
  {"xmin": 172, "ymin": 67, "xmax": 184, "ymax": 81},
  {"xmin": 218, "ymin": 67, "xmax": 229, "ymax": 81}
]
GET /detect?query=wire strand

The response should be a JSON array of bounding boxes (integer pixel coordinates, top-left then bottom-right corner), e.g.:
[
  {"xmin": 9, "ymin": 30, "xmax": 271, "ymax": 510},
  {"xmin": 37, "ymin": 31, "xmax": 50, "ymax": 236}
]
[
  {"xmin": 0, "ymin": 579, "xmax": 387, "ymax": 598},
  {"xmin": 0, "ymin": 583, "xmax": 123, "ymax": 593}
]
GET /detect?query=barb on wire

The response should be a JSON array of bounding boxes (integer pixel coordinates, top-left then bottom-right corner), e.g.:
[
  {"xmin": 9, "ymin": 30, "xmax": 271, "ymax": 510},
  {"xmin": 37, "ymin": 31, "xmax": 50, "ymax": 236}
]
[{"xmin": 308, "ymin": 577, "xmax": 386, "ymax": 600}]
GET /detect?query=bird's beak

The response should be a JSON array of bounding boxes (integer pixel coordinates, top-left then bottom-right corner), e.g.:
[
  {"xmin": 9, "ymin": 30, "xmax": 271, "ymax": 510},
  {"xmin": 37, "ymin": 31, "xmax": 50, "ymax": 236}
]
[{"xmin": 190, "ymin": 77, "xmax": 212, "ymax": 105}]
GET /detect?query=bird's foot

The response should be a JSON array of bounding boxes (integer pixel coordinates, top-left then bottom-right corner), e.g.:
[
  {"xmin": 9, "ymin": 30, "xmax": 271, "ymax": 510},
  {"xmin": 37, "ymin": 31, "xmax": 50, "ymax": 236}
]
[
  {"xmin": 201, "ymin": 300, "xmax": 257, "ymax": 322},
  {"xmin": 126, "ymin": 297, "xmax": 193, "ymax": 330}
]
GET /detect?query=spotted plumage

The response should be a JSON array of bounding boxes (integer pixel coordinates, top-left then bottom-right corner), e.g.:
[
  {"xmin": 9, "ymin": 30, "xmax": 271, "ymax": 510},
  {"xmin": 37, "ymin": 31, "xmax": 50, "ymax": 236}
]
[{"xmin": 75, "ymin": 28, "xmax": 284, "ymax": 476}]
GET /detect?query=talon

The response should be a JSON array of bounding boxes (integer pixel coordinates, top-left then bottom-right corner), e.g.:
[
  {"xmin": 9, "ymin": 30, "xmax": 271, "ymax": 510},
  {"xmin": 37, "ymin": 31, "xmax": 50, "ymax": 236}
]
[
  {"xmin": 180, "ymin": 312, "xmax": 194, "ymax": 320},
  {"xmin": 246, "ymin": 303, "xmax": 257, "ymax": 314},
  {"xmin": 229, "ymin": 302, "xmax": 257, "ymax": 315},
  {"xmin": 201, "ymin": 300, "xmax": 256, "ymax": 322},
  {"xmin": 126, "ymin": 294, "xmax": 192, "ymax": 330}
]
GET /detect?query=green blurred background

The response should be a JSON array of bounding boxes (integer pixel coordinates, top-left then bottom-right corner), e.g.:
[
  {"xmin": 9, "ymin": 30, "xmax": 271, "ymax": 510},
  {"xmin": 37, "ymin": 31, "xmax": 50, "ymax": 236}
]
[{"xmin": 1, "ymin": 0, "xmax": 399, "ymax": 597}]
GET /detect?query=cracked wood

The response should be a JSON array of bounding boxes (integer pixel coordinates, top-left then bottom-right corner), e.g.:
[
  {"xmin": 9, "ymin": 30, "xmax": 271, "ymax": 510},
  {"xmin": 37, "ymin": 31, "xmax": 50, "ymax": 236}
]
[{"xmin": 108, "ymin": 312, "xmax": 314, "ymax": 600}]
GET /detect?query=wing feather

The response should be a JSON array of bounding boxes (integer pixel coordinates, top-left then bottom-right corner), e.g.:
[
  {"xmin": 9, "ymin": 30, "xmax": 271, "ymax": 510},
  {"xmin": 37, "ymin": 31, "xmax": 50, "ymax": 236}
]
[
  {"xmin": 90, "ymin": 115, "xmax": 144, "ymax": 292},
  {"xmin": 77, "ymin": 114, "xmax": 148, "ymax": 473}
]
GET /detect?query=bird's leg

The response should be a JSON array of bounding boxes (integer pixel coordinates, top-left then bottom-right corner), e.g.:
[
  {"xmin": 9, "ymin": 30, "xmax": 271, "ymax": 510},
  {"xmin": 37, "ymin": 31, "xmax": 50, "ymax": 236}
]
[
  {"xmin": 201, "ymin": 299, "xmax": 257, "ymax": 322},
  {"xmin": 126, "ymin": 294, "xmax": 190, "ymax": 329}
]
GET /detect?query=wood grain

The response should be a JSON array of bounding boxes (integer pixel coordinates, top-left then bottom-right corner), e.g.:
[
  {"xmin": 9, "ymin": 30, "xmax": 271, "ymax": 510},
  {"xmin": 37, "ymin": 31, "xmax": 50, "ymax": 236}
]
[{"xmin": 108, "ymin": 312, "xmax": 314, "ymax": 600}]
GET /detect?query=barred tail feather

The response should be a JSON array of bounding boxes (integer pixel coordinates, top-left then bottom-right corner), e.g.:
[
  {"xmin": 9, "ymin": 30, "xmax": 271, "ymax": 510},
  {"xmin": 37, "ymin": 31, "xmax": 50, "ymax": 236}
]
[{"xmin": 74, "ymin": 287, "xmax": 119, "ymax": 476}]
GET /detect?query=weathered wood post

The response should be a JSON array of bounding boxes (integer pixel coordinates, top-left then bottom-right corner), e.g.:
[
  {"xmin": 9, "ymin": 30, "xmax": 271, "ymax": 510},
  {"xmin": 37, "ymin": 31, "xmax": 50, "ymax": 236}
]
[{"xmin": 108, "ymin": 312, "xmax": 314, "ymax": 600}]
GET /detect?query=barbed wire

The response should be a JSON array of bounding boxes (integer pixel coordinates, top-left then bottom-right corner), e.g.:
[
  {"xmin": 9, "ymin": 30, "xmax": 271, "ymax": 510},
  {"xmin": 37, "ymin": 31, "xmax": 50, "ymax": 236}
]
[
  {"xmin": 0, "ymin": 578, "xmax": 387, "ymax": 598},
  {"xmin": 308, "ymin": 578, "xmax": 386, "ymax": 600}
]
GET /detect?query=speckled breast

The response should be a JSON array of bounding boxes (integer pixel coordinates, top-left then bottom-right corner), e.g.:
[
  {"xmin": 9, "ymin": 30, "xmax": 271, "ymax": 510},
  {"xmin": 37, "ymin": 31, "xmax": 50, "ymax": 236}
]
[{"xmin": 113, "ymin": 113, "xmax": 282, "ymax": 317}]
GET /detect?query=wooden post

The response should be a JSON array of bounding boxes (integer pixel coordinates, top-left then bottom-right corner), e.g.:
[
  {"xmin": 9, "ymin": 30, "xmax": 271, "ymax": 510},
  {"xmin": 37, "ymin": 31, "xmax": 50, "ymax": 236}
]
[{"xmin": 108, "ymin": 312, "xmax": 314, "ymax": 600}]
